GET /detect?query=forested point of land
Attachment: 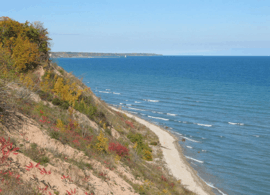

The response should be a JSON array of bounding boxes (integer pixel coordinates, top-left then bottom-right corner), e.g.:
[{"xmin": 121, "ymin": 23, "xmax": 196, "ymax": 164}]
[{"xmin": 50, "ymin": 52, "xmax": 162, "ymax": 58}]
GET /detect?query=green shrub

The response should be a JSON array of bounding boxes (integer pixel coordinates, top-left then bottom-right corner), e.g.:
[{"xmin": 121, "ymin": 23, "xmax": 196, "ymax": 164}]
[
  {"xmin": 52, "ymin": 98, "xmax": 61, "ymax": 105},
  {"xmin": 40, "ymin": 156, "xmax": 50, "ymax": 165},
  {"xmin": 105, "ymin": 128, "xmax": 111, "ymax": 136},
  {"xmin": 50, "ymin": 131, "xmax": 60, "ymax": 140},
  {"xmin": 150, "ymin": 141, "xmax": 158, "ymax": 146},
  {"xmin": 128, "ymin": 132, "xmax": 152, "ymax": 159},
  {"xmin": 74, "ymin": 99, "xmax": 97, "ymax": 118},
  {"xmin": 38, "ymin": 90, "xmax": 53, "ymax": 101},
  {"xmin": 52, "ymin": 98, "xmax": 69, "ymax": 110}
]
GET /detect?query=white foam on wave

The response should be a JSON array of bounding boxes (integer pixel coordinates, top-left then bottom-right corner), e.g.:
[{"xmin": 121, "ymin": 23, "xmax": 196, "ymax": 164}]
[
  {"xmin": 143, "ymin": 99, "xmax": 159, "ymax": 103},
  {"xmin": 202, "ymin": 137, "xmax": 206, "ymax": 139},
  {"xmin": 202, "ymin": 150, "xmax": 207, "ymax": 152},
  {"xmin": 152, "ymin": 111, "xmax": 157, "ymax": 113},
  {"xmin": 99, "ymin": 91, "xmax": 110, "ymax": 94},
  {"xmin": 126, "ymin": 104, "xmax": 132, "ymax": 106},
  {"xmin": 148, "ymin": 115, "xmax": 169, "ymax": 121},
  {"xmin": 129, "ymin": 111, "xmax": 138, "ymax": 114},
  {"xmin": 182, "ymin": 136, "xmax": 200, "ymax": 143},
  {"xmin": 113, "ymin": 92, "xmax": 121, "ymax": 95},
  {"xmin": 119, "ymin": 103, "xmax": 123, "ymax": 105},
  {"xmin": 135, "ymin": 101, "xmax": 141, "ymax": 103},
  {"xmin": 228, "ymin": 122, "xmax": 244, "ymax": 126},
  {"xmin": 128, "ymin": 107, "xmax": 145, "ymax": 111},
  {"xmin": 203, "ymin": 180, "xmax": 228, "ymax": 195},
  {"xmin": 167, "ymin": 113, "xmax": 177, "ymax": 116},
  {"xmin": 174, "ymin": 132, "xmax": 182, "ymax": 136},
  {"xmin": 186, "ymin": 146, "xmax": 193, "ymax": 149},
  {"xmin": 253, "ymin": 135, "xmax": 260, "ymax": 138},
  {"xmin": 157, "ymin": 112, "xmax": 163, "ymax": 114},
  {"xmin": 185, "ymin": 156, "xmax": 204, "ymax": 163},
  {"xmin": 183, "ymin": 121, "xmax": 187, "ymax": 123},
  {"xmin": 196, "ymin": 123, "xmax": 212, "ymax": 127},
  {"xmin": 106, "ymin": 89, "xmax": 110, "ymax": 91}
]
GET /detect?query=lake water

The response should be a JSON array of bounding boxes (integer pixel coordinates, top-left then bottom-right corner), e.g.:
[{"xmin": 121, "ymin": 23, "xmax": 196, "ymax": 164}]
[{"xmin": 56, "ymin": 56, "xmax": 270, "ymax": 195}]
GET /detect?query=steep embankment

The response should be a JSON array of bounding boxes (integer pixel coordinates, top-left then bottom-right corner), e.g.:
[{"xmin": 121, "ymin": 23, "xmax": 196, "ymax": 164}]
[{"xmin": 0, "ymin": 17, "xmax": 210, "ymax": 195}]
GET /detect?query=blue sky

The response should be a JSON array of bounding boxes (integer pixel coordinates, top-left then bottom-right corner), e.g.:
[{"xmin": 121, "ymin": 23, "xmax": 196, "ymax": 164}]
[{"xmin": 1, "ymin": 0, "xmax": 270, "ymax": 55}]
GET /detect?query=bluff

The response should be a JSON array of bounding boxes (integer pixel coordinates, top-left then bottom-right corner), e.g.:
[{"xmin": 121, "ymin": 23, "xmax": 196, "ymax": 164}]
[{"xmin": 0, "ymin": 17, "xmax": 193, "ymax": 195}]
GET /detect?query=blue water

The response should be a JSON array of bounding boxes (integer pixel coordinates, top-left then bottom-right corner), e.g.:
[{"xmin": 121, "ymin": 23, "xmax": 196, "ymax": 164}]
[{"xmin": 56, "ymin": 56, "xmax": 270, "ymax": 195}]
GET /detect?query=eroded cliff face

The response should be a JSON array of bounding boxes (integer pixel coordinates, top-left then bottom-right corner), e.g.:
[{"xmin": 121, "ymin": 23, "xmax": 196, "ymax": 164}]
[{"xmin": 0, "ymin": 17, "xmax": 193, "ymax": 195}]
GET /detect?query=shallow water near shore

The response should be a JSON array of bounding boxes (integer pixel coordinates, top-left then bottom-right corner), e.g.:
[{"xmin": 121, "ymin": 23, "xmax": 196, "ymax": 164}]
[{"xmin": 56, "ymin": 56, "xmax": 270, "ymax": 195}]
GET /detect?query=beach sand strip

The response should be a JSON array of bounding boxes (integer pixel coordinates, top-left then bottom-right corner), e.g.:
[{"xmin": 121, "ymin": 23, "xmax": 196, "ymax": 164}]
[{"xmin": 110, "ymin": 106, "xmax": 214, "ymax": 195}]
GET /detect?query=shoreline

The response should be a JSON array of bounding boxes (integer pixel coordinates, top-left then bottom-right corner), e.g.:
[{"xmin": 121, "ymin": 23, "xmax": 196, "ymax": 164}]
[{"xmin": 110, "ymin": 106, "xmax": 214, "ymax": 195}]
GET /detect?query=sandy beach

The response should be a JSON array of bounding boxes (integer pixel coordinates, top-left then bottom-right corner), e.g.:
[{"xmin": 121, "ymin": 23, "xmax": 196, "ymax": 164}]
[{"xmin": 110, "ymin": 106, "xmax": 214, "ymax": 195}]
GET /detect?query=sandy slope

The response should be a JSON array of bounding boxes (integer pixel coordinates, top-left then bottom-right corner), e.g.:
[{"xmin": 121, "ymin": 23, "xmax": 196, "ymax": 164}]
[{"xmin": 110, "ymin": 107, "xmax": 214, "ymax": 195}]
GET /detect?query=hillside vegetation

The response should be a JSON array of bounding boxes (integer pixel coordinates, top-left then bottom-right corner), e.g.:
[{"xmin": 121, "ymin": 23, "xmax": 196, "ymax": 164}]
[{"xmin": 0, "ymin": 17, "xmax": 194, "ymax": 195}]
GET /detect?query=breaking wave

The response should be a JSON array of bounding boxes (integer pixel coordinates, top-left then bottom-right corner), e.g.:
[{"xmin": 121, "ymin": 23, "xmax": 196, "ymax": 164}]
[
  {"xmin": 228, "ymin": 122, "xmax": 244, "ymax": 126},
  {"xmin": 143, "ymin": 99, "xmax": 159, "ymax": 102},
  {"xmin": 167, "ymin": 113, "xmax": 177, "ymax": 116},
  {"xmin": 148, "ymin": 115, "xmax": 169, "ymax": 121},
  {"xmin": 185, "ymin": 156, "xmax": 204, "ymax": 163}
]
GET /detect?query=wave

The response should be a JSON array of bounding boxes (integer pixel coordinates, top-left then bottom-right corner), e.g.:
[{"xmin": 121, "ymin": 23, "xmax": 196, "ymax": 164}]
[
  {"xmin": 186, "ymin": 146, "xmax": 193, "ymax": 149},
  {"xmin": 195, "ymin": 123, "xmax": 212, "ymax": 127},
  {"xmin": 143, "ymin": 99, "xmax": 159, "ymax": 103},
  {"xmin": 228, "ymin": 122, "xmax": 244, "ymax": 126},
  {"xmin": 204, "ymin": 181, "xmax": 228, "ymax": 195},
  {"xmin": 126, "ymin": 104, "xmax": 132, "ymax": 106},
  {"xmin": 119, "ymin": 103, "xmax": 123, "ymax": 105},
  {"xmin": 129, "ymin": 111, "xmax": 138, "ymax": 114},
  {"xmin": 253, "ymin": 135, "xmax": 260, "ymax": 138},
  {"xmin": 174, "ymin": 132, "xmax": 182, "ymax": 136},
  {"xmin": 167, "ymin": 113, "xmax": 177, "ymax": 116},
  {"xmin": 148, "ymin": 115, "xmax": 169, "ymax": 121},
  {"xmin": 185, "ymin": 156, "xmax": 204, "ymax": 163},
  {"xmin": 182, "ymin": 136, "xmax": 200, "ymax": 143},
  {"xmin": 106, "ymin": 89, "xmax": 110, "ymax": 91},
  {"xmin": 135, "ymin": 101, "xmax": 141, "ymax": 103},
  {"xmin": 202, "ymin": 150, "xmax": 207, "ymax": 152},
  {"xmin": 113, "ymin": 92, "xmax": 120, "ymax": 95},
  {"xmin": 157, "ymin": 112, "xmax": 164, "ymax": 114},
  {"xmin": 99, "ymin": 91, "xmax": 110, "ymax": 93},
  {"xmin": 128, "ymin": 107, "xmax": 145, "ymax": 111}
]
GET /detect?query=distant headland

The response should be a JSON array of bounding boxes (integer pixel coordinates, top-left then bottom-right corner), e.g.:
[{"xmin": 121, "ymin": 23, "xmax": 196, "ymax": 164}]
[{"xmin": 50, "ymin": 52, "xmax": 162, "ymax": 58}]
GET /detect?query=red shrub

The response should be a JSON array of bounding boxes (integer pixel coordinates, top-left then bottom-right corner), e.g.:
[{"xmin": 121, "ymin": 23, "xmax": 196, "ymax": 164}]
[
  {"xmin": 161, "ymin": 175, "xmax": 167, "ymax": 182},
  {"xmin": 108, "ymin": 142, "xmax": 129, "ymax": 157},
  {"xmin": 169, "ymin": 182, "xmax": 175, "ymax": 188},
  {"xmin": 125, "ymin": 120, "xmax": 134, "ymax": 129}
]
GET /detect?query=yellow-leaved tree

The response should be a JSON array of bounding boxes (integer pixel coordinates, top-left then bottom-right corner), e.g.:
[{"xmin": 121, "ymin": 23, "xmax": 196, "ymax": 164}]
[
  {"xmin": 53, "ymin": 77, "xmax": 82, "ymax": 105},
  {"xmin": 95, "ymin": 131, "xmax": 108, "ymax": 153},
  {"xmin": 12, "ymin": 35, "xmax": 40, "ymax": 71}
]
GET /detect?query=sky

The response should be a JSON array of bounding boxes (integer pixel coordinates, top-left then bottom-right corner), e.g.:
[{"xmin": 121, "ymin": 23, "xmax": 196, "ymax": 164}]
[{"xmin": 1, "ymin": 0, "xmax": 270, "ymax": 55}]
